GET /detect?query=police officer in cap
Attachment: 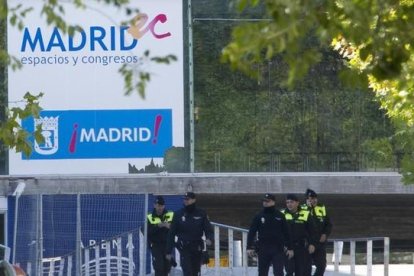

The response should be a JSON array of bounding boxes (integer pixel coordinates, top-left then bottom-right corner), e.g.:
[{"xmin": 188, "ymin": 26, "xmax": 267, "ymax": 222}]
[
  {"xmin": 303, "ymin": 189, "xmax": 332, "ymax": 276},
  {"xmin": 166, "ymin": 192, "xmax": 213, "ymax": 276},
  {"xmin": 147, "ymin": 195, "xmax": 174, "ymax": 276},
  {"xmin": 247, "ymin": 193, "xmax": 293, "ymax": 276},
  {"xmin": 282, "ymin": 194, "xmax": 317, "ymax": 276}
]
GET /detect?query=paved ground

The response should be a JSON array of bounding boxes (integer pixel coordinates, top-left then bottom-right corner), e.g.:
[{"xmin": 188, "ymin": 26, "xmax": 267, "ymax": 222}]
[
  {"xmin": 195, "ymin": 264, "xmax": 414, "ymax": 275},
  {"xmin": 325, "ymin": 264, "xmax": 414, "ymax": 275}
]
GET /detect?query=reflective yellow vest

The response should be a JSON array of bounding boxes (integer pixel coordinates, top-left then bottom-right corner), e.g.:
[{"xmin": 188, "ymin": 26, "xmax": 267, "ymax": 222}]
[
  {"xmin": 301, "ymin": 204, "xmax": 326, "ymax": 218},
  {"xmin": 313, "ymin": 205, "xmax": 326, "ymax": 217},
  {"xmin": 282, "ymin": 209, "xmax": 310, "ymax": 223},
  {"xmin": 147, "ymin": 211, "xmax": 174, "ymax": 224}
]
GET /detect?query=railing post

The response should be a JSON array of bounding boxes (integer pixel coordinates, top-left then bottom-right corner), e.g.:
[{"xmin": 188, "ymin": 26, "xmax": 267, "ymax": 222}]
[
  {"xmin": 242, "ymin": 232, "xmax": 248, "ymax": 276},
  {"xmin": 27, "ymin": 263, "xmax": 32, "ymax": 275},
  {"xmin": 214, "ymin": 226, "xmax": 220, "ymax": 276},
  {"xmin": 105, "ymin": 241, "xmax": 111, "ymax": 275},
  {"xmin": 84, "ymin": 248, "xmax": 90, "ymax": 275},
  {"xmin": 128, "ymin": 233, "xmax": 134, "ymax": 276},
  {"xmin": 117, "ymin": 237, "xmax": 122, "ymax": 275},
  {"xmin": 94, "ymin": 245, "xmax": 100, "ymax": 275},
  {"xmin": 334, "ymin": 241, "xmax": 339, "ymax": 272},
  {"xmin": 228, "ymin": 229, "xmax": 234, "ymax": 268},
  {"xmin": 48, "ymin": 259, "xmax": 55, "ymax": 276},
  {"xmin": 58, "ymin": 258, "xmax": 65, "ymax": 276},
  {"xmin": 350, "ymin": 240, "xmax": 356, "ymax": 276},
  {"xmin": 384, "ymin": 237, "xmax": 389, "ymax": 276},
  {"xmin": 67, "ymin": 255, "xmax": 72, "ymax": 275},
  {"xmin": 367, "ymin": 239, "xmax": 373, "ymax": 276}
]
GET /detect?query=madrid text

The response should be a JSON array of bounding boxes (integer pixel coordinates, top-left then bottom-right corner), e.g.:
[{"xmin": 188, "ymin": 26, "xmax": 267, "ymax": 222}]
[{"xmin": 80, "ymin": 127, "xmax": 152, "ymax": 143}]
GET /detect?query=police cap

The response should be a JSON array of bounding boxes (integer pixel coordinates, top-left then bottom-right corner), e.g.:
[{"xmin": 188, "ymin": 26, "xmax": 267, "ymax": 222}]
[
  {"xmin": 305, "ymin": 189, "xmax": 317, "ymax": 198},
  {"xmin": 183, "ymin": 192, "xmax": 196, "ymax": 199},
  {"xmin": 286, "ymin": 193, "xmax": 299, "ymax": 201},
  {"xmin": 263, "ymin": 193, "xmax": 276, "ymax": 201},
  {"xmin": 154, "ymin": 195, "xmax": 165, "ymax": 205}
]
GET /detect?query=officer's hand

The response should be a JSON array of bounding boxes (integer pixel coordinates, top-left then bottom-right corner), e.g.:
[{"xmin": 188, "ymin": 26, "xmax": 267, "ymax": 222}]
[
  {"xmin": 286, "ymin": 250, "xmax": 294, "ymax": 259},
  {"xmin": 320, "ymin": 234, "xmax": 327, "ymax": 243},
  {"xmin": 247, "ymin": 249, "xmax": 255, "ymax": 257},
  {"xmin": 308, "ymin": 244, "xmax": 316, "ymax": 254},
  {"xmin": 164, "ymin": 222, "xmax": 171, "ymax": 229},
  {"xmin": 165, "ymin": 254, "xmax": 172, "ymax": 261},
  {"xmin": 205, "ymin": 239, "xmax": 212, "ymax": 246}
]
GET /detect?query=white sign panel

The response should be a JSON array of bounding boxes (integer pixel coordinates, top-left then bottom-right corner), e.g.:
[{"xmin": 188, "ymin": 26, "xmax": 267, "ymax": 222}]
[{"xmin": 8, "ymin": 0, "xmax": 184, "ymax": 174}]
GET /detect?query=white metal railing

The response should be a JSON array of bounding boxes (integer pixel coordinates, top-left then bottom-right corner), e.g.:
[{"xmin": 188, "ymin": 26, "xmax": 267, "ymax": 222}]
[
  {"xmin": 330, "ymin": 237, "xmax": 390, "ymax": 276},
  {"xmin": 41, "ymin": 256, "xmax": 66, "ymax": 276},
  {"xmin": 39, "ymin": 222, "xmax": 391, "ymax": 276},
  {"xmin": 0, "ymin": 244, "xmax": 11, "ymax": 262},
  {"xmin": 41, "ymin": 232, "xmax": 138, "ymax": 276},
  {"xmin": 208, "ymin": 222, "xmax": 251, "ymax": 276},
  {"xmin": 209, "ymin": 222, "xmax": 390, "ymax": 276}
]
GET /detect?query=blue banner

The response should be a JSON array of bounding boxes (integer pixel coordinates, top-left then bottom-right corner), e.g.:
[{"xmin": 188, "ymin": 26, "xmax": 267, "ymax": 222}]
[
  {"xmin": 22, "ymin": 109, "xmax": 172, "ymax": 159},
  {"xmin": 9, "ymin": 194, "xmax": 184, "ymax": 275}
]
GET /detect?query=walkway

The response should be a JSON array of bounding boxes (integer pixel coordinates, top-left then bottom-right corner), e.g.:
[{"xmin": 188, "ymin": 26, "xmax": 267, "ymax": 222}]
[
  {"xmin": 325, "ymin": 264, "xmax": 414, "ymax": 275},
  {"xmin": 196, "ymin": 264, "xmax": 414, "ymax": 276}
]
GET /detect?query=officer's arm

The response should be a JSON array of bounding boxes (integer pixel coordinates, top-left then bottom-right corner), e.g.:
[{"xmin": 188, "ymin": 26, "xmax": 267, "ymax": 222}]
[
  {"xmin": 247, "ymin": 215, "xmax": 259, "ymax": 249},
  {"xmin": 203, "ymin": 211, "xmax": 214, "ymax": 242},
  {"xmin": 166, "ymin": 211, "xmax": 179, "ymax": 253},
  {"xmin": 281, "ymin": 215, "xmax": 293, "ymax": 251},
  {"xmin": 322, "ymin": 215, "xmax": 332, "ymax": 236},
  {"xmin": 305, "ymin": 214, "xmax": 317, "ymax": 245},
  {"xmin": 322, "ymin": 209, "xmax": 333, "ymax": 237}
]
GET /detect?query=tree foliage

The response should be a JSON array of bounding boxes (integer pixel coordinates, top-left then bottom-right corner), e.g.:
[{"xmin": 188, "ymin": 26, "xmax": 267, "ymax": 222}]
[
  {"xmin": 192, "ymin": 17, "xmax": 395, "ymax": 173},
  {"xmin": 221, "ymin": 0, "xmax": 414, "ymax": 182},
  {"xmin": 0, "ymin": 92, "xmax": 43, "ymax": 156}
]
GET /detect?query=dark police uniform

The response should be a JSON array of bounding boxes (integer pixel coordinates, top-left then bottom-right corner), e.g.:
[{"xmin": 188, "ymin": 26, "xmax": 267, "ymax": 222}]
[
  {"xmin": 247, "ymin": 194, "xmax": 292, "ymax": 276},
  {"xmin": 303, "ymin": 189, "xmax": 332, "ymax": 276},
  {"xmin": 147, "ymin": 199, "xmax": 174, "ymax": 276},
  {"xmin": 282, "ymin": 195, "xmax": 316, "ymax": 276},
  {"xmin": 166, "ymin": 192, "xmax": 213, "ymax": 276}
]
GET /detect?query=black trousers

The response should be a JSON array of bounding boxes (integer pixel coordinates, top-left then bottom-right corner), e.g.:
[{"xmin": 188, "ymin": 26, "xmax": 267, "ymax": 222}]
[
  {"xmin": 285, "ymin": 243, "xmax": 308, "ymax": 276},
  {"xmin": 150, "ymin": 243, "xmax": 171, "ymax": 276},
  {"xmin": 178, "ymin": 241, "xmax": 203, "ymax": 276},
  {"xmin": 257, "ymin": 245, "xmax": 285, "ymax": 276},
  {"xmin": 304, "ymin": 243, "xmax": 327, "ymax": 276}
]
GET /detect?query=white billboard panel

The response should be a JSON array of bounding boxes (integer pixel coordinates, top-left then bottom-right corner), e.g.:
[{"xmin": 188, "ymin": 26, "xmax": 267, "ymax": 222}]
[{"xmin": 8, "ymin": 0, "xmax": 184, "ymax": 174}]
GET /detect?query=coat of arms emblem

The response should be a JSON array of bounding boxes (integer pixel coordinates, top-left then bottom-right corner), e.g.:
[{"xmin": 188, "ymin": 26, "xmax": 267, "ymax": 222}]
[{"xmin": 34, "ymin": 116, "xmax": 59, "ymax": 155}]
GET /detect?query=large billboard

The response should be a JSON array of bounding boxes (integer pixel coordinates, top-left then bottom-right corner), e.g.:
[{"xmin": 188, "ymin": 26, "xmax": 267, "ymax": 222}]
[{"xmin": 7, "ymin": 0, "xmax": 184, "ymax": 174}]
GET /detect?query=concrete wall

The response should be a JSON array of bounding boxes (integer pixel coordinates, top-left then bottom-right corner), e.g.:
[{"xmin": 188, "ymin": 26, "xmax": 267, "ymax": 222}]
[
  {"xmin": 2, "ymin": 172, "xmax": 413, "ymax": 250},
  {"xmin": 1, "ymin": 172, "xmax": 412, "ymax": 195},
  {"xmin": 196, "ymin": 193, "xmax": 414, "ymax": 250}
]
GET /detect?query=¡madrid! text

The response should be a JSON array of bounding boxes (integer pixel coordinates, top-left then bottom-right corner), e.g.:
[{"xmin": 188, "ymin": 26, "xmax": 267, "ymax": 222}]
[{"xmin": 80, "ymin": 127, "xmax": 151, "ymax": 143}]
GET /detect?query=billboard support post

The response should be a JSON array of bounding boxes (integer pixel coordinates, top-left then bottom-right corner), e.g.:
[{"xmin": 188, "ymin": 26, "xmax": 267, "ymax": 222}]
[{"xmin": 188, "ymin": 0, "xmax": 195, "ymax": 173}]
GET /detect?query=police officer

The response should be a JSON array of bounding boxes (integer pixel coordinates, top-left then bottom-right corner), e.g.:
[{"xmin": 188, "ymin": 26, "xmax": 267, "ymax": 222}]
[
  {"xmin": 303, "ymin": 189, "xmax": 332, "ymax": 276},
  {"xmin": 147, "ymin": 195, "xmax": 174, "ymax": 276},
  {"xmin": 247, "ymin": 193, "xmax": 293, "ymax": 276},
  {"xmin": 282, "ymin": 194, "xmax": 317, "ymax": 276},
  {"xmin": 166, "ymin": 192, "xmax": 213, "ymax": 276}
]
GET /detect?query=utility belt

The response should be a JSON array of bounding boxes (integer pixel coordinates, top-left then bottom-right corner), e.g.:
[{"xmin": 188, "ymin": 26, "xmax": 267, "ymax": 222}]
[{"xmin": 176, "ymin": 239, "xmax": 203, "ymax": 251}]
